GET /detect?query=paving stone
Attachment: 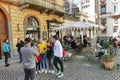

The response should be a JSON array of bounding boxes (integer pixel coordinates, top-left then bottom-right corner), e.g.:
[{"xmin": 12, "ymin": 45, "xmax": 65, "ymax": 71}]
[{"xmin": 0, "ymin": 53, "xmax": 120, "ymax": 80}]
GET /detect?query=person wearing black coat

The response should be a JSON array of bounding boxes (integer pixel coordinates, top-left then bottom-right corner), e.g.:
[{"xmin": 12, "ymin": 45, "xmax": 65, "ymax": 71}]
[
  {"xmin": 83, "ymin": 35, "xmax": 88, "ymax": 47},
  {"xmin": 16, "ymin": 38, "xmax": 25, "ymax": 63},
  {"xmin": 71, "ymin": 40, "xmax": 77, "ymax": 49},
  {"xmin": 46, "ymin": 41, "xmax": 54, "ymax": 73}
]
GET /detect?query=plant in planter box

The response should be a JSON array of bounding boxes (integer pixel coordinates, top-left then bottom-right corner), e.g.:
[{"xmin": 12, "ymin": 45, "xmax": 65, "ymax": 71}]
[
  {"xmin": 102, "ymin": 54, "xmax": 116, "ymax": 70},
  {"xmin": 101, "ymin": 41, "xmax": 116, "ymax": 70}
]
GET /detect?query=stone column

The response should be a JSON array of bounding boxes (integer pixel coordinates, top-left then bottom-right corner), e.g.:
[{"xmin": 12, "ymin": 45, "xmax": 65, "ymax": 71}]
[{"xmin": 8, "ymin": 21, "xmax": 13, "ymax": 58}]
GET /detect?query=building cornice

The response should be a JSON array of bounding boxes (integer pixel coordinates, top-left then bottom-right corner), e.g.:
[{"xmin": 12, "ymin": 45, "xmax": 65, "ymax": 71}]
[
  {"xmin": 64, "ymin": 14, "xmax": 79, "ymax": 21},
  {"xmin": 0, "ymin": 0, "xmax": 20, "ymax": 6}
]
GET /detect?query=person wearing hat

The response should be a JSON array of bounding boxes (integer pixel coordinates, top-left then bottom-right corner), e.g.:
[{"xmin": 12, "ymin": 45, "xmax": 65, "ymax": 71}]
[
  {"xmin": 53, "ymin": 35, "xmax": 64, "ymax": 78},
  {"xmin": 21, "ymin": 38, "xmax": 39, "ymax": 80}
]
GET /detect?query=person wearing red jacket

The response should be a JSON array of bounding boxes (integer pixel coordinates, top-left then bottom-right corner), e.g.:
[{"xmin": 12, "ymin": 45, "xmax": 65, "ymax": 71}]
[{"xmin": 35, "ymin": 56, "xmax": 41, "ymax": 74}]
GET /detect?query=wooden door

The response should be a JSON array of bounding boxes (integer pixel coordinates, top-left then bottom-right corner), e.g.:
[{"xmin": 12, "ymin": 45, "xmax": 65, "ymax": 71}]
[{"xmin": 0, "ymin": 10, "xmax": 8, "ymax": 59}]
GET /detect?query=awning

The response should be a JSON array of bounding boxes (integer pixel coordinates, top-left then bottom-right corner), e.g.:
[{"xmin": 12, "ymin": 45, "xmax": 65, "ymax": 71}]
[{"xmin": 54, "ymin": 21, "xmax": 104, "ymax": 31}]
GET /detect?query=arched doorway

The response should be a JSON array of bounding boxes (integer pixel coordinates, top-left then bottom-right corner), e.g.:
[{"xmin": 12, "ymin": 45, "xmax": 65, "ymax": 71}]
[
  {"xmin": 24, "ymin": 16, "xmax": 40, "ymax": 40},
  {"xmin": 0, "ymin": 9, "xmax": 8, "ymax": 59}
]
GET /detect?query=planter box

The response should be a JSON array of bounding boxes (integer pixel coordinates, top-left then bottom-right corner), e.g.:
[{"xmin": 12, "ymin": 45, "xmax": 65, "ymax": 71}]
[{"xmin": 102, "ymin": 59, "xmax": 115, "ymax": 70}]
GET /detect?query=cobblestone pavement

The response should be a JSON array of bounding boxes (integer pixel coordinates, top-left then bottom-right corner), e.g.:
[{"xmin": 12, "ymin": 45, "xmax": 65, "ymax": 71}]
[{"xmin": 0, "ymin": 54, "xmax": 120, "ymax": 80}]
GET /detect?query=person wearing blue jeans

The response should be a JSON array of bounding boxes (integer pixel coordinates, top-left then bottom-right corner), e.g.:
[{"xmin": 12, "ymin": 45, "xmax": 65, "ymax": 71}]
[
  {"xmin": 16, "ymin": 38, "xmax": 24, "ymax": 63},
  {"xmin": 96, "ymin": 48, "xmax": 105, "ymax": 60},
  {"xmin": 40, "ymin": 54, "xmax": 47, "ymax": 73},
  {"xmin": 37, "ymin": 39, "xmax": 48, "ymax": 73}
]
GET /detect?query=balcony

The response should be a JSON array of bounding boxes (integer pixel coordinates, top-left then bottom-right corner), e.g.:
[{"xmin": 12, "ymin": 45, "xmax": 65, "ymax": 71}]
[
  {"xmin": 20, "ymin": 0, "xmax": 65, "ymax": 16},
  {"xmin": 99, "ymin": 12, "xmax": 112, "ymax": 18},
  {"xmin": 111, "ymin": 13, "xmax": 120, "ymax": 18}
]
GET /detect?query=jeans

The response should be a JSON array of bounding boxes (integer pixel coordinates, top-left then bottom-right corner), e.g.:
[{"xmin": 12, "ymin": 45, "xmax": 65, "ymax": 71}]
[
  {"xmin": 96, "ymin": 52, "xmax": 105, "ymax": 60},
  {"xmin": 53, "ymin": 56, "xmax": 64, "ymax": 72},
  {"xmin": 24, "ymin": 68, "xmax": 36, "ymax": 80},
  {"xmin": 18, "ymin": 50, "xmax": 22, "ymax": 63},
  {"xmin": 3, "ymin": 52, "xmax": 9, "ymax": 65},
  {"xmin": 40, "ymin": 54, "xmax": 47, "ymax": 69},
  {"xmin": 36, "ymin": 61, "xmax": 41, "ymax": 71},
  {"xmin": 114, "ymin": 47, "xmax": 118, "ymax": 55},
  {"xmin": 47, "ymin": 58, "xmax": 54, "ymax": 70}
]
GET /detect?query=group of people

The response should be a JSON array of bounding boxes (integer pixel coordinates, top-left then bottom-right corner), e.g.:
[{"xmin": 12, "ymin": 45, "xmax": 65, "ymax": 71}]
[
  {"xmin": 96, "ymin": 37, "xmax": 119, "ymax": 60},
  {"xmin": 63, "ymin": 34, "xmax": 91, "ymax": 49},
  {"xmin": 63, "ymin": 34, "xmax": 74, "ymax": 46},
  {"xmin": 15, "ymin": 35, "xmax": 64, "ymax": 80}
]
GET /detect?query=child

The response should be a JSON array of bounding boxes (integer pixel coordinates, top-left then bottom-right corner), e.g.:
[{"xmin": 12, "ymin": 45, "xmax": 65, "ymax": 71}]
[
  {"xmin": 47, "ymin": 41, "xmax": 54, "ymax": 73},
  {"xmin": 35, "ymin": 56, "xmax": 41, "ymax": 74}
]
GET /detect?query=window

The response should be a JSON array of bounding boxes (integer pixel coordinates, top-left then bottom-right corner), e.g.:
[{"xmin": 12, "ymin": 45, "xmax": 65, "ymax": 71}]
[
  {"xmin": 25, "ymin": 16, "xmax": 40, "ymax": 40},
  {"xmin": 114, "ymin": 26, "xmax": 118, "ymax": 32},
  {"xmin": 114, "ymin": 19, "xmax": 118, "ymax": 23},
  {"xmin": 51, "ymin": 0, "xmax": 55, "ymax": 2},
  {"xmin": 101, "ymin": 19, "xmax": 106, "ymax": 24},
  {"xmin": 102, "ymin": 26, "xmax": 107, "ymax": 33},
  {"xmin": 86, "ymin": 0, "xmax": 89, "ymax": 3},
  {"xmin": 82, "ymin": 0, "xmax": 89, "ymax": 3},
  {"xmin": 64, "ymin": 2, "xmax": 70, "ymax": 13},
  {"xmin": 101, "ymin": 5, "xmax": 106, "ymax": 14},
  {"xmin": 114, "ymin": 3, "xmax": 119, "ymax": 14}
]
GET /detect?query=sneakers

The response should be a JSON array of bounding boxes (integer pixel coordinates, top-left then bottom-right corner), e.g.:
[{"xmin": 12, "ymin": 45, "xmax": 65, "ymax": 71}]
[
  {"xmin": 55, "ymin": 71, "xmax": 64, "ymax": 78},
  {"xmin": 51, "ymin": 70, "xmax": 55, "ymax": 74},
  {"xmin": 5, "ymin": 64, "xmax": 10, "ymax": 67},
  {"xmin": 57, "ymin": 73, "xmax": 64, "ymax": 78},
  {"xmin": 38, "ymin": 70, "xmax": 41, "ymax": 74},
  {"xmin": 35, "ymin": 71, "xmax": 37, "ymax": 74},
  {"xmin": 41, "ymin": 69, "xmax": 44, "ymax": 73},
  {"xmin": 45, "ymin": 69, "xmax": 47, "ymax": 73},
  {"xmin": 48, "ymin": 70, "xmax": 54, "ymax": 74},
  {"xmin": 55, "ymin": 71, "xmax": 61, "ymax": 76},
  {"xmin": 48, "ymin": 70, "xmax": 51, "ymax": 73}
]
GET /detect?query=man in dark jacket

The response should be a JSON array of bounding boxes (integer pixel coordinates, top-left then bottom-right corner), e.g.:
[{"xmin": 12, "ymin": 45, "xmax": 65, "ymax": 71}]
[
  {"xmin": 83, "ymin": 35, "xmax": 87, "ymax": 47},
  {"xmin": 16, "ymin": 38, "xmax": 25, "ymax": 63}
]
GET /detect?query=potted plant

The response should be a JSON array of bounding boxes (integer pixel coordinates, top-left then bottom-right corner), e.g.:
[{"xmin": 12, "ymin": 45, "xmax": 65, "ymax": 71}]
[
  {"xmin": 102, "ymin": 54, "xmax": 116, "ymax": 70},
  {"xmin": 101, "ymin": 41, "xmax": 116, "ymax": 70}
]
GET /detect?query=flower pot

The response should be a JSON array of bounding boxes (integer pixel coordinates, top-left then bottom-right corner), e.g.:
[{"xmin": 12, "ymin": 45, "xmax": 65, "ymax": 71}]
[{"xmin": 102, "ymin": 59, "xmax": 115, "ymax": 70}]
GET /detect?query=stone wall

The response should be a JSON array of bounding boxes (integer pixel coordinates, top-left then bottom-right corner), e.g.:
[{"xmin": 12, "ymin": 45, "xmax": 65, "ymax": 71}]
[{"xmin": 0, "ymin": 2, "xmax": 64, "ymax": 55}]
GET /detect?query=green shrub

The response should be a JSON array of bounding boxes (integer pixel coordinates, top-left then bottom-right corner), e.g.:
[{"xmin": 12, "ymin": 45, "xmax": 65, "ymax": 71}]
[
  {"xmin": 118, "ymin": 41, "xmax": 120, "ymax": 47},
  {"xmin": 102, "ymin": 54, "xmax": 115, "ymax": 62},
  {"xmin": 104, "ymin": 41, "xmax": 110, "ymax": 49},
  {"xmin": 63, "ymin": 45, "xmax": 69, "ymax": 51}
]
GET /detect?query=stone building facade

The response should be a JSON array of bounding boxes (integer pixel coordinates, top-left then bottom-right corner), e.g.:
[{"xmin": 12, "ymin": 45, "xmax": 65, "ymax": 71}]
[{"xmin": 0, "ymin": 0, "xmax": 65, "ymax": 58}]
